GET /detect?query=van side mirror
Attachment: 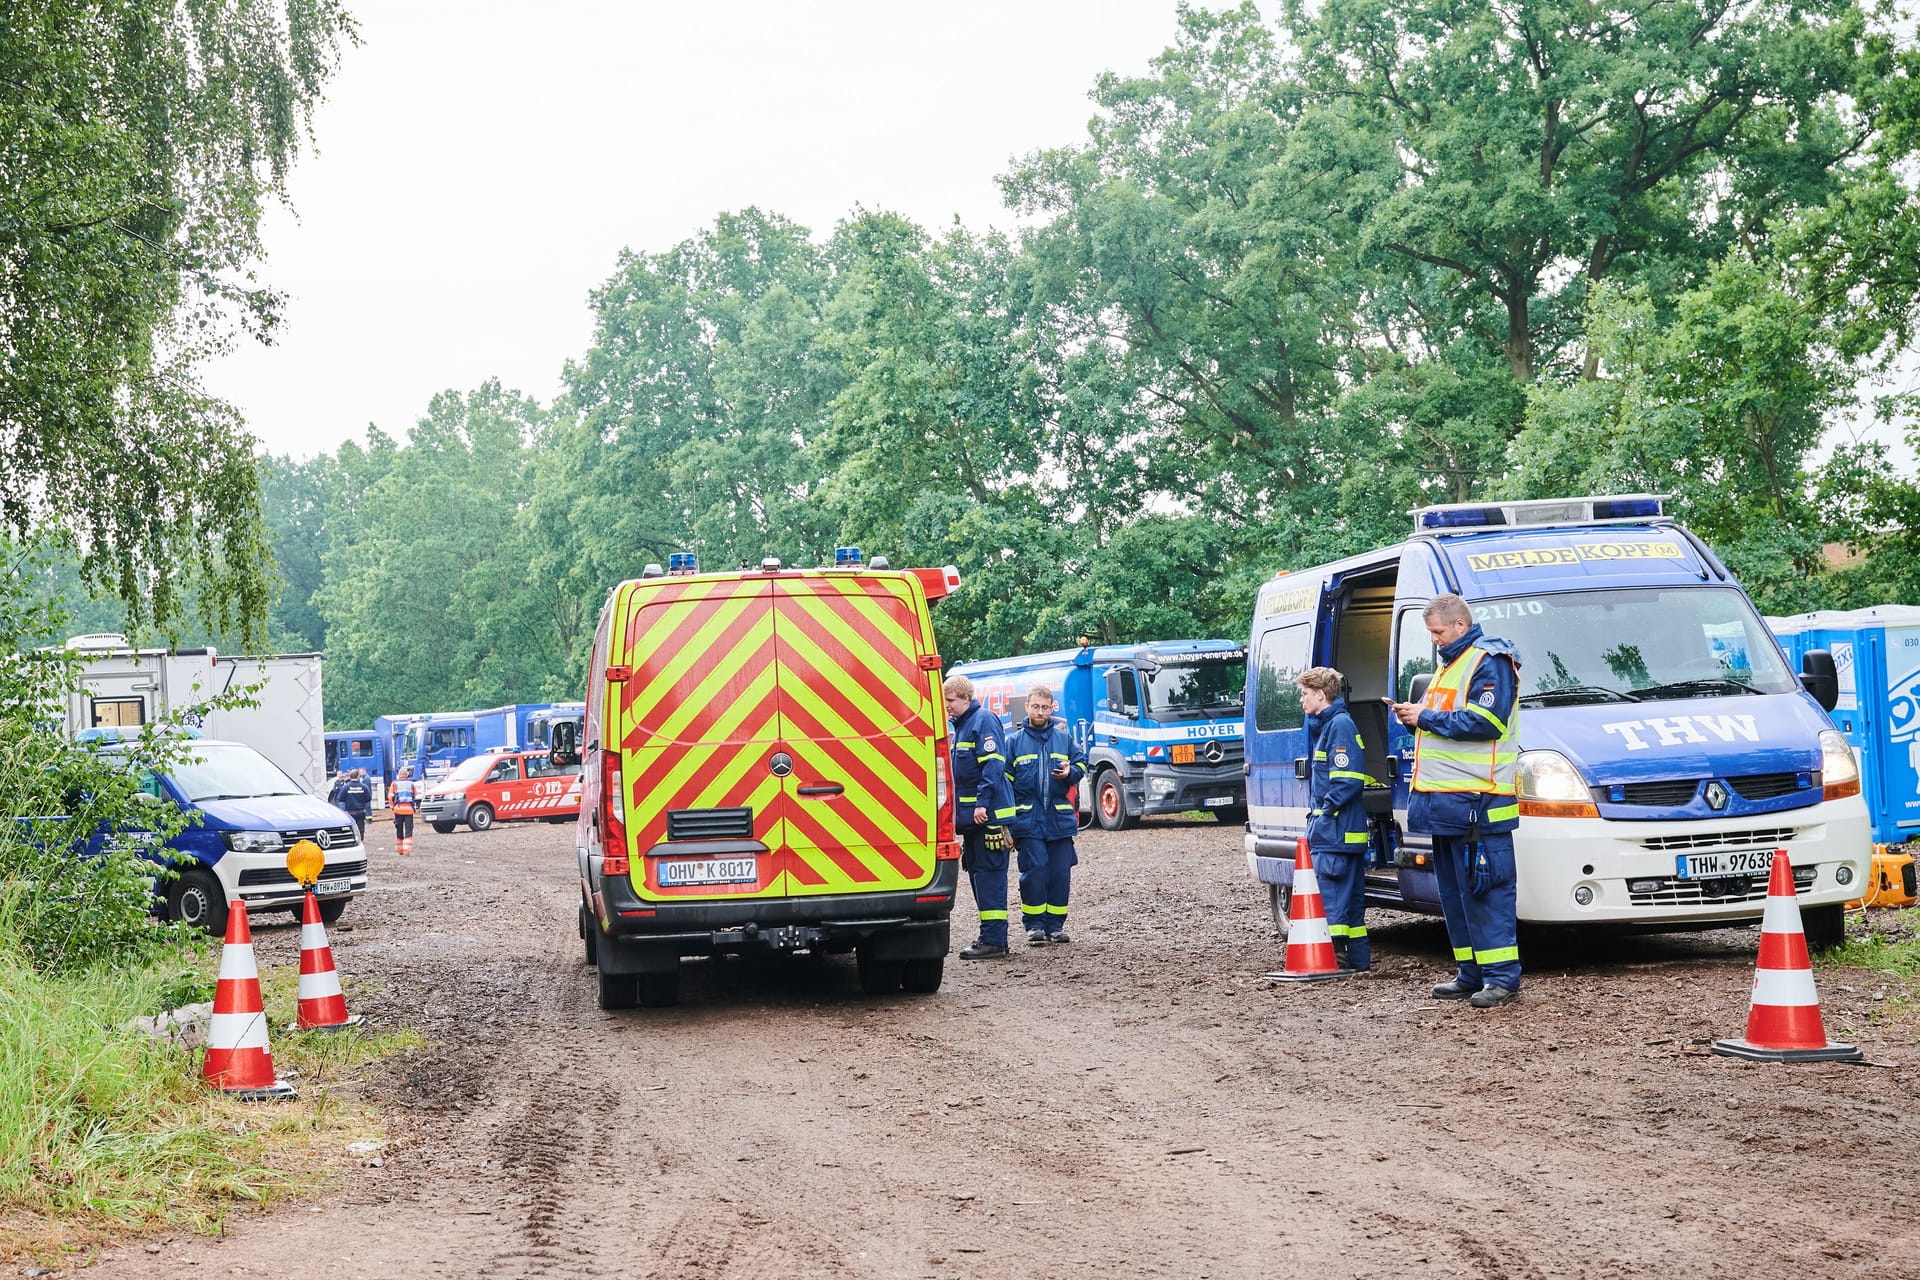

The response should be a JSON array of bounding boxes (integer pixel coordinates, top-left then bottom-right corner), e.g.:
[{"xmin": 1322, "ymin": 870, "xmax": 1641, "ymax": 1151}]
[
  {"xmin": 1800, "ymin": 649, "xmax": 1839, "ymax": 713},
  {"xmin": 1408, "ymin": 673, "xmax": 1432, "ymax": 704},
  {"xmin": 1293, "ymin": 757, "xmax": 1309, "ymax": 780}
]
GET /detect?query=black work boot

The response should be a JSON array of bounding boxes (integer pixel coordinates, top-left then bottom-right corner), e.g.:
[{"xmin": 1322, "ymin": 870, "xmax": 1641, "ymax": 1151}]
[
  {"xmin": 959, "ymin": 941, "xmax": 1008, "ymax": 961},
  {"xmin": 1469, "ymin": 985, "xmax": 1519, "ymax": 1009},
  {"xmin": 1333, "ymin": 938, "xmax": 1353, "ymax": 971},
  {"xmin": 1432, "ymin": 978, "xmax": 1480, "ymax": 1000}
]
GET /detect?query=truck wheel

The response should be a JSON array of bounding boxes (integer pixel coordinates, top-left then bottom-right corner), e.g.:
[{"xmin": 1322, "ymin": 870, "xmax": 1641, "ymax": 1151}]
[
  {"xmin": 168, "ymin": 868, "xmax": 228, "ymax": 935},
  {"xmin": 856, "ymin": 945, "xmax": 903, "ymax": 994},
  {"xmin": 597, "ymin": 966, "xmax": 637, "ymax": 1010},
  {"xmin": 467, "ymin": 804, "xmax": 494, "ymax": 832},
  {"xmin": 1802, "ymin": 903, "xmax": 1846, "ymax": 951},
  {"xmin": 1269, "ymin": 881, "xmax": 1292, "ymax": 941},
  {"xmin": 318, "ymin": 897, "xmax": 348, "ymax": 925},
  {"xmin": 1094, "ymin": 770, "xmax": 1135, "ymax": 832},
  {"xmin": 901, "ymin": 956, "xmax": 944, "ymax": 994},
  {"xmin": 432, "ymin": 821, "xmax": 456, "ymax": 834},
  {"xmin": 638, "ymin": 970, "xmax": 680, "ymax": 1008},
  {"xmin": 579, "ymin": 904, "xmax": 598, "ymax": 966}
]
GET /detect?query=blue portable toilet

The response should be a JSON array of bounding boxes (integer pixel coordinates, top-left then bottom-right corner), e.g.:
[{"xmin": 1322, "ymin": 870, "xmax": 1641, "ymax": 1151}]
[{"xmin": 1830, "ymin": 606, "xmax": 1920, "ymax": 846}]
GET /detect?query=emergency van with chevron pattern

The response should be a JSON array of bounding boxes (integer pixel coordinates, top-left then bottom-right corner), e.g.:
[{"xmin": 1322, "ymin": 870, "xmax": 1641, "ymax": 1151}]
[{"xmin": 576, "ymin": 555, "xmax": 964, "ymax": 1009}]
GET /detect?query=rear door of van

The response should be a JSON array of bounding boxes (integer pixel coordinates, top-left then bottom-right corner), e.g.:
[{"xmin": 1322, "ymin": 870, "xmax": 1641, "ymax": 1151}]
[
  {"xmin": 771, "ymin": 574, "xmax": 939, "ymax": 897},
  {"xmin": 613, "ymin": 576, "xmax": 792, "ymax": 902}
]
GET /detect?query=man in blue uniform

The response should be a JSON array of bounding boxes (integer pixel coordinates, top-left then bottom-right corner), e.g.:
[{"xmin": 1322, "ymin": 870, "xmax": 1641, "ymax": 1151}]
[
  {"xmin": 338, "ymin": 768, "xmax": 373, "ymax": 841},
  {"xmin": 1007, "ymin": 685, "xmax": 1088, "ymax": 945},
  {"xmin": 945, "ymin": 675, "xmax": 1017, "ymax": 960},
  {"xmin": 1297, "ymin": 666, "xmax": 1371, "ymax": 971},
  {"xmin": 1392, "ymin": 593, "xmax": 1523, "ymax": 1008}
]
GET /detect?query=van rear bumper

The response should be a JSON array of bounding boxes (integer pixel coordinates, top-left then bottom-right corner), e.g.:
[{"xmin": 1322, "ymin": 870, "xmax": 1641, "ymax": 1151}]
[{"xmin": 592, "ymin": 860, "xmax": 959, "ymax": 972}]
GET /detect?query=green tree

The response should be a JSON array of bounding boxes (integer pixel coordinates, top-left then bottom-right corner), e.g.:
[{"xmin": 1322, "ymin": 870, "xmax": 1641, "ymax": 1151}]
[{"xmin": 0, "ymin": 0, "xmax": 355, "ymax": 641}]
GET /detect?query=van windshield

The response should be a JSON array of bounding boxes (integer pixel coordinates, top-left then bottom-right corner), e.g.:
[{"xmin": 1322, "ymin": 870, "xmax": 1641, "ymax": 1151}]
[
  {"xmin": 171, "ymin": 743, "xmax": 308, "ymax": 801},
  {"xmin": 1469, "ymin": 588, "xmax": 1799, "ymax": 705},
  {"xmin": 401, "ymin": 724, "xmax": 423, "ymax": 759},
  {"xmin": 445, "ymin": 755, "xmax": 494, "ymax": 784},
  {"xmin": 1142, "ymin": 654, "xmax": 1247, "ymax": 721}
]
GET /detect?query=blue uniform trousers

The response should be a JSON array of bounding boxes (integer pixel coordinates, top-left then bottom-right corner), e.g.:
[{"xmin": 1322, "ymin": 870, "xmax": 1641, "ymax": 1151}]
[
  {"xmin": 1017, "ymin": 835, "xmax": 1076, "ymax": 937},
  {"xmin": 1313, "ymin": 850, "xmax": 1369, "ymax": 971},
  {"xmin": 962, "ymin": 827, "xmax": 1011, "ymax": 948},
  {"xmin": 1431, "ymin": 832, "xmax": 1521, "ymax": 992}
]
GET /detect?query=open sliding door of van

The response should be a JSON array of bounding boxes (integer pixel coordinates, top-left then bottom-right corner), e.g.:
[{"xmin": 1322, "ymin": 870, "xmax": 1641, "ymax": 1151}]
[
  {"xmin": 770, "ymin": 576, "xmax": 939, "ymax": 898},
  {"xmin": 614, "ymin": 577, "xmax": 793, "ymax": 902}
]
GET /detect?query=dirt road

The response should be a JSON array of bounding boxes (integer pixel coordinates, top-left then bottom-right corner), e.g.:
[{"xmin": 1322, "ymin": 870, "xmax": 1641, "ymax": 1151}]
[{"xmin": 93, "ymin": 818, "xmax": 1912, "ymax": 1279}]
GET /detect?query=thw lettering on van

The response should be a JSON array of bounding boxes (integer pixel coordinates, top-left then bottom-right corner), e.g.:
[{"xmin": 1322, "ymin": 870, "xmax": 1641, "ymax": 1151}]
[{"xmin": 1602, "ymin": 715, "xmax": 1761, "ymax": 751}]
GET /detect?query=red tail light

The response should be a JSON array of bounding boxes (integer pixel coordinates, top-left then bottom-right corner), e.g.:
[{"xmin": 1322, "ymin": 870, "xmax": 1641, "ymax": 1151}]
[
  {"xmin": 600, "ymin": 748, "xmax": 629, "ymax": 877},
  {"xmin": 933, "ymin": 749, "xmax": 959, "ymax": 861}
]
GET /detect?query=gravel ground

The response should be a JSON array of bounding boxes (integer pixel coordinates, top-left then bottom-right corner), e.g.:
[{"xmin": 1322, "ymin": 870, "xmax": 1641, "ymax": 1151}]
[{"xmin": 84, "ymin": 815, "xmax": 1916, "ymax": 1279}]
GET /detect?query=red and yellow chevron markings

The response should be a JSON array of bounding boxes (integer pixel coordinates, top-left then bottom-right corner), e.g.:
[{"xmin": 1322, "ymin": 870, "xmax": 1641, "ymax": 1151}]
[{"xmin": 609, "ymin": 569, "xmax": 943, "ymax": 902}]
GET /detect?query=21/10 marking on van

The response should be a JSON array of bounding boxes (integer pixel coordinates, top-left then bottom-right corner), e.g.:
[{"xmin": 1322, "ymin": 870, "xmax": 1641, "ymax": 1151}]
[
  {"xmin": 658, "ymin": 857, "xmax": 759, "ymax": 887},
  {"xmin": 1675, "ymin": 849, "xmax": 1774, "ymax": 879}
]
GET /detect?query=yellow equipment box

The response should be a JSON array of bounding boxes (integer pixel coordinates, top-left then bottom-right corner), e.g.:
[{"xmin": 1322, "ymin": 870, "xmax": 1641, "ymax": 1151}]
[{"xmin": 1847, "ymin": 845, "xmax": 1918, "ymax": 909}]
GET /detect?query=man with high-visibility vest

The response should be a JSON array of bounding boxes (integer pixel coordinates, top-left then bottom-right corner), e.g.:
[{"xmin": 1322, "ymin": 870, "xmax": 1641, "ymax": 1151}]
[
  {"xmin": 1392, "ymin": 593, "xmax": 1523, "ymax": 1007},
  {"xmin": 945, "ymin": 674, "xmax": 1018, "ymax": 960}
]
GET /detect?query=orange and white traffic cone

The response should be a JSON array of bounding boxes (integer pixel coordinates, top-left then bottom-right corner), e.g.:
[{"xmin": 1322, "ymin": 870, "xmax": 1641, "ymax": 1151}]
[
  {"xmin": 1712, "ymin": 849, "xmax": 1861, "ymax": 1063},
  {"xmin": 295, "ymin": 890, "xmax": 362, "ymax": 1031},
  {"xmin": 201, "ymin": 901, "xmax": 296, "ymax": 1099},
  {"xmin": 1263, "ymin": 839, "xmax": 1351, "ymax": 983}
]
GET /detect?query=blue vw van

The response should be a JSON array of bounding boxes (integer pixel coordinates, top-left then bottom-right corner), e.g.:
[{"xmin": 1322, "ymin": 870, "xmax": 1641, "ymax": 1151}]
[{"xmin": 1244, "ymin": 495, "xmax": 1869, "ymax": 948}]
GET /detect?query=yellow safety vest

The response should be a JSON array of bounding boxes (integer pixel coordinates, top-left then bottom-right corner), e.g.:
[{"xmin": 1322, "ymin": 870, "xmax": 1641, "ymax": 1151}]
[{"xmin": 1412, "ymin": 644, "xmax": 1518, "ymax": 812}]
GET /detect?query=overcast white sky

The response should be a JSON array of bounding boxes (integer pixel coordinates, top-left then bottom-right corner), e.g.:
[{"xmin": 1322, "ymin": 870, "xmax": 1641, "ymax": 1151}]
[{"xmin": 206, "ymin": 1, "xmax": 1208, "ymax": 460}]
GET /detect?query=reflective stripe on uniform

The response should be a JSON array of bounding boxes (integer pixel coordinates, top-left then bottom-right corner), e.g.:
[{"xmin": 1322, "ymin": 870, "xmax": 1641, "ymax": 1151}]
[
  {"xmin": 1476, "ymin": 945, "xmax": 1520, "ymax": 965},
  {"xmin": 1044, "ymin": 905, "xmax": 1068, "ymax": 915},
  {"xmin": 980, "ymin": 910, "xmax": 1008, "ymax": 921},
  {"xmin": 1453, "ymin": 945, "xmax": 1473, "ymax": 961},
  {"xmin": 1344, "ymin": 830, "xmax": 1369, "ymax": 844}
]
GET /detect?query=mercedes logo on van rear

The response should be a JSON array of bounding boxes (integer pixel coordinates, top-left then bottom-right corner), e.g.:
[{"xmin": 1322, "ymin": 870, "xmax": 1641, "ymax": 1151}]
[{"xmin": 769, "ymin": 753, "xmax": 793, "ymax": 777}]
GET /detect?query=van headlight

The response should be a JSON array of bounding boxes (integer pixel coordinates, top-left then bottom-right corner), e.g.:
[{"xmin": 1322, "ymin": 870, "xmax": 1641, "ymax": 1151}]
[
  {"xmin": 1516, "ymin": 751, "xmax": 1588, "ymax": 803},
  {"xmin": 223, "ymin": 830, "xmax": 283, "ymax": 853},
  {"xmin": 1820, "ymin": 730, "xmax": 1861, "ymax": 800}
]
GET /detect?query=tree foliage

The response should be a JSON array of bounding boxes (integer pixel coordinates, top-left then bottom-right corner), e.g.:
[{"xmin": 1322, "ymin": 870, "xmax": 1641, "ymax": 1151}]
[
  {"xmin": 78, "ymin": 2, "xmax": 1913, "ymax": 727},
  {"xmin": 0, "ymin": 0, "xmax": 354, "ymax": 642}
]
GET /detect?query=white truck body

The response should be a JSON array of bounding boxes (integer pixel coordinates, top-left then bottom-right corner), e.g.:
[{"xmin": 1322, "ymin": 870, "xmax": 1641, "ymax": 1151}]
[{"xmin": 63, "ymin": 635, "xmax": 328, "ymax": 794}]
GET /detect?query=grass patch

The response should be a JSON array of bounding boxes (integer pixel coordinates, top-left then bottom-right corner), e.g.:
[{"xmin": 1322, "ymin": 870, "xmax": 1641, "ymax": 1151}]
[
  {"xmin": 1824, "ymin": 907, "xmax": 1920, "ymax": 979},
  {"xmin": 0, "ymin": 948, "xmax": 424, "ymax": 1263}
]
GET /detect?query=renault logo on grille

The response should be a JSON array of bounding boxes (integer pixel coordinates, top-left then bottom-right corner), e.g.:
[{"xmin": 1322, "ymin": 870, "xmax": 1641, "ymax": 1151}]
[
  {"xmin": 1202, "ymin": 741, "xmax": 1224, "ymax": 764},
  {"xmin": 1704, "ymin": 781, "xmax": 1729, "ymax": 811}
]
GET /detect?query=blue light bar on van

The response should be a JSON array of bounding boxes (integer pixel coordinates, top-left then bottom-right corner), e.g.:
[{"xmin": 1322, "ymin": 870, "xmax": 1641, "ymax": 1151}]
[
  {"xmin": 667, "ymin": 552, "xmax": 698, "ymax": 575},
  {"xmin": 834, "ymin": 546, "xmax": 863, "ymax": 568},
  {"xmin": 1411, "ymin": 494, "xmax": 1667, "ymax": 535}
]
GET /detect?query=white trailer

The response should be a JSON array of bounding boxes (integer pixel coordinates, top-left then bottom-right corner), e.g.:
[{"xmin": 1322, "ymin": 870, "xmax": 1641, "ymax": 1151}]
[{"xmin": 63, "ymin": 635, "xmax": 328, "ymax": 794}]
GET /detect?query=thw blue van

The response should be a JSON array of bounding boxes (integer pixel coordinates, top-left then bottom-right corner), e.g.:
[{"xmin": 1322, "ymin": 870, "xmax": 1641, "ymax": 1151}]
[
  {"xmin": 99, "ymin": 736, "xmax": 368, "ymax": 933},
  {"xmin": 1245, "ymin": 495, "xmax": 1869, "ymax": 949},
  {"xmin": 951, "ymin": 640, "xmax": 1247, "ymax": 828}
]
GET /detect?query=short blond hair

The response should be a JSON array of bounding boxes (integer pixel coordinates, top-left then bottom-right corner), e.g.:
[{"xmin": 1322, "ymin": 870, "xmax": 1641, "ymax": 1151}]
[
  {"xmin": 942, "ymin": 674, "xmax": 974, "ymax": 699},
  {"xmin": 1026, "ymin": 684, "xmax": 1055, "ymax": 705},
  {"xmin": 1425, "ymin": 594, "xmax": 1472, "ymax": 626},
  {"xmin": 1295, "ymin": 667, "xmax": 1344, "ymax": 700}
]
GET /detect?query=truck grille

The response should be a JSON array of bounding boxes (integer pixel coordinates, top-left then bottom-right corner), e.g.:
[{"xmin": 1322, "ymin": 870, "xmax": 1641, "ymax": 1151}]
[
  {"xmin": 1634, "ymin": 826, "xmax": 1802, "ymax": 853},
  {"xmin": 1626, "ymin": 864, "xmax": 1816, "ymax": 908},
  {"xmin": 277, "ymin": 825, "xmax": 359, "ymax": 849},
  {"xmin": 1597, "ymin": 775, "xmax": 1810, "ymax": 807},
  {"xmin": 1727, "ymin": 773, "xmax": 1807, "ymax": 801},
  {"xmin": 667, "ymin": 807, "xmax": 753, "ymax": 841},
  {"xmin": 237, "ymin": 858, "xmax": 369, "ymax": 889}
]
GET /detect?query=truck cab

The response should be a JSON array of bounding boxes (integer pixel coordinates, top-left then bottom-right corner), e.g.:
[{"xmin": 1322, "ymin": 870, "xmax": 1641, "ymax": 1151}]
[
  {"xmin": 1244, "ymin": 495, "xmax": 1869, "ymax": 948},
  {"xmin": 953, "ymin": 640, "xmax": 1247, "ymax": 829}
]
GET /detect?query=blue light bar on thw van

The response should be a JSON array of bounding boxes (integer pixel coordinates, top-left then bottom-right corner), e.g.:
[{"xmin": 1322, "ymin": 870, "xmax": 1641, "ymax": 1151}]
[{"xmin": 1411, "ymin": 494, "xmax": 1666, "ymax": 535}]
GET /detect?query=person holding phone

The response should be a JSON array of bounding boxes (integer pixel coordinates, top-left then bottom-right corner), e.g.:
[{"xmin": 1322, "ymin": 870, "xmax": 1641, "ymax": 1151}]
[{"xmin": 1006, "ymin": 685, "xmax": 1088, "ymax": 945}]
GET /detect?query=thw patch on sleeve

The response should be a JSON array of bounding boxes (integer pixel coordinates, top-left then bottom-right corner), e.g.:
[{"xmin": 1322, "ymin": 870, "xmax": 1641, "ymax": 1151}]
[
  {"xmin": 1478, "ymin": 690, "xmax": 1495, "ymax": 706},
  {"xmin": 1333, "ymin": 749, "xmax": 1350, "ymax": 768},
  {"xmin": 983, "ymin": 736, "xmax": 997, "ymax": 753}
]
